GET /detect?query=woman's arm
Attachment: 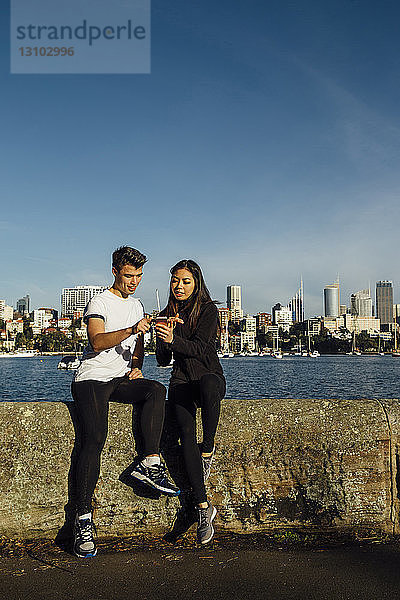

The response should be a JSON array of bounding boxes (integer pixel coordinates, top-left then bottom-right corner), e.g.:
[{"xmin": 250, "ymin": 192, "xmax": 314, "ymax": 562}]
[
  {"xmin": 170, "ymin": 303, "xmax": 218, "ymax": 359},
  {"xmin": 156, "ymin": 336, "xmax": 173, "ymax": 366}
]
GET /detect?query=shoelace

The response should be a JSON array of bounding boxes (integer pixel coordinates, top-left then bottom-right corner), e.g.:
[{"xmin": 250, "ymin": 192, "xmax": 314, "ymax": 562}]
[
  {"xmin": 197, "ymin": 507, "xmax": 210, "ymax": 526},
  {"xmin": 147, "ymin": 463, "xmax": 166, "ymax": 480},
  {"xmin": 77, "ymin": 519, "xmax": 95, "ymax": 542}
]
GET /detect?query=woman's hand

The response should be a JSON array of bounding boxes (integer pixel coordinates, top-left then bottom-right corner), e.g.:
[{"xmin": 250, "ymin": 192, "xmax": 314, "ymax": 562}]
[
  {"xmin": 126, "ymin": 368, "xmax": 144, "ymax": 380},
  {"xmin": 156, "ymin": 320, "xmax": 175, "ymax": 344}
]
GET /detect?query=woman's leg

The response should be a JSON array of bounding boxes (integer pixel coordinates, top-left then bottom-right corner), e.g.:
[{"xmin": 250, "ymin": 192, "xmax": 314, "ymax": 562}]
[
  {"xmin": 198, "ymin": 373, "xmax": 225, "ymax": 454},
  {"xmin": 169, "ymin": 382, "xmax": 207, "ymax": 504}
]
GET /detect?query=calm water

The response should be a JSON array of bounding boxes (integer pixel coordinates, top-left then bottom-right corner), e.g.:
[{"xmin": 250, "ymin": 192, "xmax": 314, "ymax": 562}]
[{"xmin": 0, "ymin": 354, "xmax": 399, "ymax": 402}]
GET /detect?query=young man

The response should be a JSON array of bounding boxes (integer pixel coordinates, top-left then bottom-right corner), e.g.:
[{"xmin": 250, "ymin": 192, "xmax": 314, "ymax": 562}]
[{"xmin": 71, "ymin": 246, "xmax": 179, "ymax": 559}]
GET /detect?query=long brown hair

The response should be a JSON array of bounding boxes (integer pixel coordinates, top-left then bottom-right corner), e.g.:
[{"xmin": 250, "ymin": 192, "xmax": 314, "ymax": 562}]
[{"xmin": 163, "ymin": 259, "xmax": 214, "ymax": 330}]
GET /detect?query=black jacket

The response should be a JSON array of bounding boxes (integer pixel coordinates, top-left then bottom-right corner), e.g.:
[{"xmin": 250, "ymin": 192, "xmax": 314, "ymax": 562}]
[{"xmin": 156, "ymin": 301, "xmax": 225, "ymax": 384}]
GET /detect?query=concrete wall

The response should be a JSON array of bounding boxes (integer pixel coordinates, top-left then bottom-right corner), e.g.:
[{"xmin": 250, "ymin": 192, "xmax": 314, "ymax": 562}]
[{"xmin": 0, "ymin": 398, "xmax": 399, "ymax": 539}]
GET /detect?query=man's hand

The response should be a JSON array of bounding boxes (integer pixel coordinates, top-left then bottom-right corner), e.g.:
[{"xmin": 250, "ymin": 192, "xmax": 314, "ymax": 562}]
[
  {"xmin": 126, "ymin": 368, "xmax": 144, "ymax": 380},
  {"xmin": 134, "ymin": 317, "xmax": 152, "ymax": 335}
]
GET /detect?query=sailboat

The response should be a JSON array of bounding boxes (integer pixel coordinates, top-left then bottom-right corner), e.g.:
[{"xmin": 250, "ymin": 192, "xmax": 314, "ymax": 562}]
[{"xmin": 272, "ymin": 329, "xmax": 283, "ymax": 359}]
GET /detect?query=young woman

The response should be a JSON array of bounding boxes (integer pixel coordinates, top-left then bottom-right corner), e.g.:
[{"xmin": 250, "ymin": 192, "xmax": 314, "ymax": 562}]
[{"xmin": 156, "ymin": 259, "xmax": 226, "ymax": 545}]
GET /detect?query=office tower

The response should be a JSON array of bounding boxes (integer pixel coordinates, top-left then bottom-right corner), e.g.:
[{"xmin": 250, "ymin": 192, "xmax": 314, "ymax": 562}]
[
  {"xmin": 255, "ymin": 312, "xmax": 272, "ymax": 328},
  {"xmin": 227, "ymin": 285, "xmax": 241, "ymax": 311},
  {"xmin": 394, "ymin": 304, "xmax": 400, "ymax": 325},
  {"xmin": 324, "ymin": 281, "xmax": 340, "ymax": 317},
  {"xmin": 33, "ymin": 308, "xmax": 58, "ymax": 329},
  {"xmin": 376, "ymin": 281, "xmax": 393, "ymax": 325},
  {"xmin": 288, "ymin": 279, "xmax": 304, "ymax": 323},
  {"xmin": 227, "ymin": 285, "xmax": 243, "ymax": 320},
  {"xmin": 61, "ymin": 285, "xmax": 107, "ymax": 317},
  {"xmin": 272, "ymin": 303, "xmax": 293, "ymax": 331},
  {"xmin": 0, "ymin": 300, "xmax": 13, "ymax": 321},
  {"xmin": 16, "ymin": 294, "xmax": 30, "ymax": 315},
  {"xmin": 350, "ymin": 289, "xmax": 373, "ymax": 318}
]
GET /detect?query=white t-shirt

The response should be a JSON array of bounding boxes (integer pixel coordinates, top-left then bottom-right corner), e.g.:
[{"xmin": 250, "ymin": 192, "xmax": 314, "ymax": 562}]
[{"xmin": 74, "ymin": 289, "xmax": 144, "ymax": 383}]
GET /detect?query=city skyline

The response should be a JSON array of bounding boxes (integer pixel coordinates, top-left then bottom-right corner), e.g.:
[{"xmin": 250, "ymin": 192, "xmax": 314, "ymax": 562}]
[
  {"xmin": 1, "ymin": 2, "xmax": 400, "ymax": 314},
  {"xmin": 1, "ymin": 276, "xmax": 398, "ymax": 321}
]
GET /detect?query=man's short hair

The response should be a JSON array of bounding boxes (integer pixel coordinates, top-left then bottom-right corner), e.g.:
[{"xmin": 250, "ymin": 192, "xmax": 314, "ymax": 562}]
[{"xmin": 112, "ymin": 246, "xmax": 147, "ymax": 271}]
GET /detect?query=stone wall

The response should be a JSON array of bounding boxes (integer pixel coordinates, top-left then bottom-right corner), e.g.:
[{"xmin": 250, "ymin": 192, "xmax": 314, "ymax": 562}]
[{"xmin": 0, "ymin": 398, "xmax": 399, "ymax": 539}]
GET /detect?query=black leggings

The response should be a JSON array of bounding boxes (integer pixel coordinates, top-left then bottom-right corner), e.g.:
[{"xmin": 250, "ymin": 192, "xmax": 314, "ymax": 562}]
[
  {"xmin": 168, "ymin": 373, "xmax": 225, "ymax": 504},
  {"xmin": 71, "ymin": 377, "xmax": 166, "ymax": 514}
]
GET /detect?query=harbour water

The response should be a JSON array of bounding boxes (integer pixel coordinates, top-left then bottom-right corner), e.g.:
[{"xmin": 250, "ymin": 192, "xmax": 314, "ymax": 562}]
[{"xmin": 0, "ymin": 354, "xmax": 399, "ymax": 402}]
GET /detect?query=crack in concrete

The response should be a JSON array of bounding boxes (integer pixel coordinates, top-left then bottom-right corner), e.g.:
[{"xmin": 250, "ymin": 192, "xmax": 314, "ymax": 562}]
[{"xmin": 375, "ymin": 399, "xmax": 396, "ymax": 535}]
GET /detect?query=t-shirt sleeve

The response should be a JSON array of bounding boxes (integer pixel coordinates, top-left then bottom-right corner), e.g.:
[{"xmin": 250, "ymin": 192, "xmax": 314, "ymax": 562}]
[{"xmin": 83, "ymin": 296, "xmax": 106, "ymax": 324}]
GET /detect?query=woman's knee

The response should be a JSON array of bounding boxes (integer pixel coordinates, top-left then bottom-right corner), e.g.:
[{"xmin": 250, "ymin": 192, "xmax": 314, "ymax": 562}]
[{"xmin": 199, "ymin": 373, "xmax": 221, "ymax": 398}]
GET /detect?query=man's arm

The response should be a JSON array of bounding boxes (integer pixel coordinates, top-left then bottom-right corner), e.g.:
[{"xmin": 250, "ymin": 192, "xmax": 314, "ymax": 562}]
[
  {"xmin": 131, "ymin": 333, "xmax": 144, "ymax": 370},
  {"xmin": 87, "ymin": 317, "xmax": 150, "ymax": 353}
]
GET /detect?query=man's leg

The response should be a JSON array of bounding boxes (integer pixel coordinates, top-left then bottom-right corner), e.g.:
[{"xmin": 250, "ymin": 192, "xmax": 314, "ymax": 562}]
[
  {"xmin": 71, "ymin": 378, "xmax": 116, "ymax": 558},
  {"xmin": 112, "ymin": 378, "xmax": 180, "ymax": 496},
  {"xmin": 72, "ymin": 379, "xmax": 114, "ymax": 513}
]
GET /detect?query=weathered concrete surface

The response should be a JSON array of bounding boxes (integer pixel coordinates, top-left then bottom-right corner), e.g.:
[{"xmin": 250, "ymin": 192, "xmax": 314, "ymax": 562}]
[{"xmin": 0, "ymin": 398, "xmax": 399, "ymax": 539}]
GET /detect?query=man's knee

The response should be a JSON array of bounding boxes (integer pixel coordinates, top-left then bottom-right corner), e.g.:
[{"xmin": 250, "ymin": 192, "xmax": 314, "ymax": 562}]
[{"xmin": 146, "ymin": 379, "xmax": 167, "ymax": 401}]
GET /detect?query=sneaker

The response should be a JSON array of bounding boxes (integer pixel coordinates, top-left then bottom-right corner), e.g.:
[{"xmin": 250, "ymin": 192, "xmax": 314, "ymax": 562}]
[
  {"xmin": 73, "ymin": 515, "xmax": 97, "ymax": 558},
  {"xmin": 164, "ymin": 496, "xmax": 198, "ymax": 542},
  {"xmin": 196, "ymin": 501, "xmax": 217, "ymax": 545},
  {"xmin": 201, "ymin": 447, "xmax": 215, "ymax": 482},
  {"xmin": 131, "ymin": 461, "xmax": 180, "ymax": 496}
]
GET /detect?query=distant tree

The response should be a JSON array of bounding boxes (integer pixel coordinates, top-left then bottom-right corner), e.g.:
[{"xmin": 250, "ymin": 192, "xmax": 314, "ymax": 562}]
[
  {"xmin": 15, "ymin": 332, "xmax": 27, "ymax": 349},
  {"xmin": 34, "ymin": 331, "xmax": 75, "ymax": 353},
  {"xmin": 144, "ymin": 338, "xmax": 156, "ymax": 352}
]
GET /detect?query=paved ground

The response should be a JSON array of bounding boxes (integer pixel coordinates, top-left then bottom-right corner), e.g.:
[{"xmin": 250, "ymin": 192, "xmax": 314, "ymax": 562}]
[{"xmin": 1, "ymin": 534, "xmax": 400, "ymax": 600}]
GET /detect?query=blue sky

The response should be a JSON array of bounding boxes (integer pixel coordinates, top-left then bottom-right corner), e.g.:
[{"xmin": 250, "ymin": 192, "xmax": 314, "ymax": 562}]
[{"xmin": 1, "ymin": 0, "xmax": 400, "ymax": 316}]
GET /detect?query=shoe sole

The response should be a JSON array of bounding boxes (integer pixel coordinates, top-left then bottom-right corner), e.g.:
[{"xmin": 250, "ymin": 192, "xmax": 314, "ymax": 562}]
[
  {"xmin": 199, "ymin": 506, "xmax": 217, "ymax": 545},
  {"xmin": 131, "ymin": 471, "xmax": 180, "ymax": 496},
  {"xmin": 73, "ymin": 548, "xmax": 98, "ymax": 558}
]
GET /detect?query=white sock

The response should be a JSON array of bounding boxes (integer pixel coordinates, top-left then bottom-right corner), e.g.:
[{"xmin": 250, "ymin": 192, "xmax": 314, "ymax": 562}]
[
  {"xmin": 78, "ymin": 512, "xmax": 91, "ymax": 521},
  {"xmin": 142, "ymin": 455, "xmax": 160, "ymax": 467}
]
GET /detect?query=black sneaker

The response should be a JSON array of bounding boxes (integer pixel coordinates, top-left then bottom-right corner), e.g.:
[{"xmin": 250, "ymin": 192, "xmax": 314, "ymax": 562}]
[
  {"xmin": 73, "ymin": 515, "xmax": 97, "ymax": 558},
  {"xmin": 196, "ymin": 501, "xmax": 217, "ymax": 545},
  {"xmin": 131, "ymin": 461, "xmax": 180, "ymax": 496},
  {"xmin": 164, "ymin": 495, "xmax": 198, "ymax": 542},
  {"xmin": 201, "ymin": 447, "xmax": 215, "ymax": 482}
]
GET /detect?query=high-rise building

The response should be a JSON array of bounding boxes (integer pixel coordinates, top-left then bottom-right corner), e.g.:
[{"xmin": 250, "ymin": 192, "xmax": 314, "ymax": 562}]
[
  {"xmin": 394, "ymin": 304, "xmax": 400, "ymax": 325},
  {"xmin": 324, "ymin": 281, "xmax": 340, "ymax": 317},
  {"xmin": 0, "ymin": 300, "xmax": 13, "ymax": 322},
  {"xmin": 288, "ymin": 279, "xmax": 304, "ymax": 323},
  {"xmin": 227, "ymin": 285, "xmax": 243, "ymax": 321},
  {"xmin": 376, "ymin": 281, "xmax": 393, "ymax": 326},
  {"xmin": 255, "ymin": 312, "xmax": 272, "ymax": 329},
  {"xmin": 227, "ymin": 285, "xmax": 241, "ymax": 311},
  {"xmin": 34, "ymin": 308, "xmax": 58, "ymax": 329},
  {"xmin": 350, "ymin": 289, "xmax": 372, "ymax": 318},
  {"xmin": 61, "ymin": 285, "xmax": 107, "ymax": 317},
  {"xmin": 16, "ymin": 294, "xmax": 30, "ymax": 315},
  {"xmin": 272, "ymin": 303, "xmax": 293, "ymax": 331}
]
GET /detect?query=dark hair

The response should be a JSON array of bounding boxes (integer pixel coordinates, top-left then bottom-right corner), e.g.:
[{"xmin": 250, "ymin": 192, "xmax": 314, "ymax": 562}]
[
  {"xmin": 164, "ymin": 259, "xmax": 214, "ymax": 329},
  {"xmin": 112, "ymin": 246, "xmax": 147, "ymax": 271}
]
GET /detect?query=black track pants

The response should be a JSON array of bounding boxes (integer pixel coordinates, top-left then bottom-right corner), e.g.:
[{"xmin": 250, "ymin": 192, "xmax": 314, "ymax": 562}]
[
  {"xmin": 71, "ymin": 377, "xmax": 166, "ymax": 513},
  {"xmin": 168, "ymin": 373, "xmax": 225, "ymax": 504}
]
